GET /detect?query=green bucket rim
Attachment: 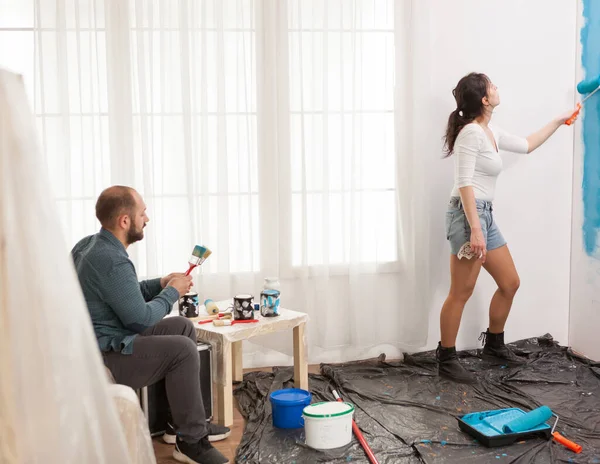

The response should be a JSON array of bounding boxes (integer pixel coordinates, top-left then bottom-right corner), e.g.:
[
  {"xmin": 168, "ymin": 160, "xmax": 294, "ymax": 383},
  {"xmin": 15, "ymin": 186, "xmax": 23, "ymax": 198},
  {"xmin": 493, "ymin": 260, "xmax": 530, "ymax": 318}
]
[{"xmin": 302, "ymin": 401, "xmax": 355, "ymax": 418}]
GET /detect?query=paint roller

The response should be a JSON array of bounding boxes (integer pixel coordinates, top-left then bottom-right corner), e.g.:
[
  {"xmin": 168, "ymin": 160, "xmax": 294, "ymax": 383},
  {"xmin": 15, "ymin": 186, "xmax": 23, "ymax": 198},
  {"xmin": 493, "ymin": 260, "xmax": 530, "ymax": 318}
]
[
  {"xmin": 502, "ymin": 406, "xmax": 582, "ymax": 453},
  {"xmin": 204, "ymin": 298, "xmax": 219, "ymax": 315},
  {"xmin": 565, "ymin": 75, "xmax": 600, "ymax": 125}
]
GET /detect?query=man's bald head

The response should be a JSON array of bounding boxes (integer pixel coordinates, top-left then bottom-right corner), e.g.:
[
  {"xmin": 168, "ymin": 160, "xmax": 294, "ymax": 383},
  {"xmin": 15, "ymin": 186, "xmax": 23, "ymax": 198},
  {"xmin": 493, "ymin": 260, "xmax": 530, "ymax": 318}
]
[{"xmin": 95, "ymin": 186, "xmax": 138, "ymax": 228}]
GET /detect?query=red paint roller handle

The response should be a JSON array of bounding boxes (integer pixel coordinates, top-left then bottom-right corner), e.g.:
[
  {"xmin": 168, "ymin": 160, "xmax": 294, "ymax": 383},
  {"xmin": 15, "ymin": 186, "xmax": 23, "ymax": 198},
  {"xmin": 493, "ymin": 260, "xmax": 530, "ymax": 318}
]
[
  {"xmin": 332, "ymin": 391, "xmax": 380, "ymax": 464},
  {"xmin": 552, "ymin": 432, "xmax": 582, "ymax": 453},
  {"xmin": 565, "ymin": 103, "xmax": 581, "ymax": 126}
]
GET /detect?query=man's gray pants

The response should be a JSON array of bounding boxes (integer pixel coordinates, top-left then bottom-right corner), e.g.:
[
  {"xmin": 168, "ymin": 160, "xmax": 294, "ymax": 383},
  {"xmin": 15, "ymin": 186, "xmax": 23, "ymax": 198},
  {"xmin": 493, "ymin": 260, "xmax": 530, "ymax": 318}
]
[{"xmin": 103, "ymin": 316, "xmax": 207, "ymax": 443}]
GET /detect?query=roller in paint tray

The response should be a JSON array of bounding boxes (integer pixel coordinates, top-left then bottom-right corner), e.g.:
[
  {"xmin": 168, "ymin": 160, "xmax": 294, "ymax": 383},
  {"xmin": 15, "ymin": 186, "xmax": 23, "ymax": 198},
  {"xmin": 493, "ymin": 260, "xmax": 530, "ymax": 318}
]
[
  {"xmin": 565, "ymin": 75, "xmax": 600, "ymax": 125},
  {"xmin": 502, "ymin": 406, "xmax": 582, "ymax": 453},
  {"xmin": 457, "ymin": 406, "xmax": 581, "ymax": 452}
]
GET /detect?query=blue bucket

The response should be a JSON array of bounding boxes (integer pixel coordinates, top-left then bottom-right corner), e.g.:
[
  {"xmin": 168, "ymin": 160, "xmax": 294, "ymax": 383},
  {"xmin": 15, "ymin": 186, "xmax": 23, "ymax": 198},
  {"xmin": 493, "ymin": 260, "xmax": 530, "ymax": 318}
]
[{"xmin": 269, "ymin": 388, "xmax": 312, "ymax": 429}]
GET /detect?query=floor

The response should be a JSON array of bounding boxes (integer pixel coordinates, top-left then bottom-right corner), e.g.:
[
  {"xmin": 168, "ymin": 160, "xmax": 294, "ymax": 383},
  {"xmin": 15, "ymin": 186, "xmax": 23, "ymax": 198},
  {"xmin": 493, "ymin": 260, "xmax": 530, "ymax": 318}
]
[
  {"xmin": 153, "ymin": 365, "xmax": 320, "ymax": 464},
  {"xmin": 153, "ymin": 406, "xmax": 245, "ymax": 463}
]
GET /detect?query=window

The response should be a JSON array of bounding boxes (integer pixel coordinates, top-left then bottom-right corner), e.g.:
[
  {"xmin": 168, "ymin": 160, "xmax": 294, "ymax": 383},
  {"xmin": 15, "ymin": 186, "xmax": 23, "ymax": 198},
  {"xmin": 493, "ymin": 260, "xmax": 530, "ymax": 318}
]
[
  {"xmin": 287, "ymin": 0, "xmax": 398, "ymax": 266},
  {"xmin": 28, "ymin": 0, "xmax": 260, "ymax": 275},
  {"xmin": 1, "ymin": 0, "xmax": 400, "ymax": 276}
]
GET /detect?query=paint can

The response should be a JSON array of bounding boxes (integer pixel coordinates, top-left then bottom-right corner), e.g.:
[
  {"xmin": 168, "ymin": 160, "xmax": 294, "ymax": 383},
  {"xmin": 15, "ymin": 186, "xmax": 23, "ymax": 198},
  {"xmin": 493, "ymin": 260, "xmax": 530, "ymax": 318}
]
[
  {"xmin": 269, "ymin": 388, "xmax": 312, "ymax": 429},
  {"xmin": 260, "ymin": 289, "xmax": 280, "ymax": 317},
  {"xmin": 233, "ymin": 294, "xmax": 254, "ymax": 320},
  {"xmin": 179, "ymin": 292, "xmax": 199, "ymax": 318},
  {"xmin": 302, "ymin": 401, "xmax": 354, "ymax": 450}
]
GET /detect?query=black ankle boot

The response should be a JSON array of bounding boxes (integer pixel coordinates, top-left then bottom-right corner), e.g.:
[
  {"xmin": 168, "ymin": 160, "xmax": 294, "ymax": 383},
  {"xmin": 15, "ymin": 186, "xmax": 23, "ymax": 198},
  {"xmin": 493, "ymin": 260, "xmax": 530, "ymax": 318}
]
[
  {"xmin": 436, "ymin": 343, "xmax": 477, "ymax": 384},
  {"xmin": 480, "ymin": 329, "xmax": 526, "ymax": 366}
]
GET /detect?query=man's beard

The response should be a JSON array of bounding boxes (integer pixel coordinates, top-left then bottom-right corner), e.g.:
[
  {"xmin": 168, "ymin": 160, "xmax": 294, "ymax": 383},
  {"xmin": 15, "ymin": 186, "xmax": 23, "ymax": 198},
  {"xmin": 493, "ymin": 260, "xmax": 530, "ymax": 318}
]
[{"xmin": 126, "ymin": 223, "xmax": 145, "ymax": 245}]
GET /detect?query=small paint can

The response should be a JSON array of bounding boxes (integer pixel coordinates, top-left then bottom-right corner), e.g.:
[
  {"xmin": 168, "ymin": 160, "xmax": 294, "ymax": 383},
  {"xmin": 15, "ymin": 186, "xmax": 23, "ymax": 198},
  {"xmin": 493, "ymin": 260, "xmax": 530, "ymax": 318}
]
[
  {"xmin": 179, "ymin": 292, "xmax": 200, "ymax": 318},
  {"xmin": 260, "ymin": 289, "xmax": 280, "ymax": 317},
  {"xmin": 233, "ymin": 294, "xmax": 254, "ymax": 320}
]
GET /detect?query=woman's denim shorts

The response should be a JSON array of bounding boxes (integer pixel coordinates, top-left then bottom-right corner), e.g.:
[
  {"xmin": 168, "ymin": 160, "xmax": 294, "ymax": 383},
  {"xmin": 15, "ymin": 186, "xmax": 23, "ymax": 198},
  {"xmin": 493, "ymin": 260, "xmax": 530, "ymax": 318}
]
[{"xmin": 445, "ymin": 196, "xmax": 506, "ymax": 255}]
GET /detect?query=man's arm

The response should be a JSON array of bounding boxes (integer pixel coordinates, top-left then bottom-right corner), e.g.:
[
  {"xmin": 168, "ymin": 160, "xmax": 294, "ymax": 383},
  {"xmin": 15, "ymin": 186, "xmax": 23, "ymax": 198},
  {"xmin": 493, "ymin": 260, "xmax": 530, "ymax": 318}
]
[
  {"xmin": 139, "ymin": 278, "xmax": 163, "ymax": 302},
  {"xmin": 103, "ymin": 261, "xmax": 179, "ymax": 333},
  {"xmin": 138, "ymin": 272, "xmax": 189, "ymax": 302}
]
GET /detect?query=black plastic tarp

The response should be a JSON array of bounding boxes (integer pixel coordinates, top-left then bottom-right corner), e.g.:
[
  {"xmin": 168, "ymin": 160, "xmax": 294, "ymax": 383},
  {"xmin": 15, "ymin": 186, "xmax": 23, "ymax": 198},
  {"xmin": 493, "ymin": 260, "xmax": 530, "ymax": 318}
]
[{"xmin": 233, "ymin": 334, "xmax": 600, "ymax": 463}]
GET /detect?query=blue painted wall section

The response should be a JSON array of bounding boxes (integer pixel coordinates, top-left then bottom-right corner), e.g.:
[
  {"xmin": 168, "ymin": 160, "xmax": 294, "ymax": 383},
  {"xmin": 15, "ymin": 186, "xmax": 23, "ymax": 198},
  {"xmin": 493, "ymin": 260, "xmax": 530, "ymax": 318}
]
[{"xmin": 582, "ymin": 0, "xmax": 600, "ymax": 257}]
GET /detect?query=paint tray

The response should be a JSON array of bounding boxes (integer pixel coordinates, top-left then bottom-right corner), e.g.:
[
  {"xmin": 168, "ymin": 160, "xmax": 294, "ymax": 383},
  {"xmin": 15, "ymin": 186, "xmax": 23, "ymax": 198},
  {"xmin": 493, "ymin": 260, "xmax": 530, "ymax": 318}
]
[{"xmin": 457, "ymin": 408, "xmax": 552, "ymax": 447}]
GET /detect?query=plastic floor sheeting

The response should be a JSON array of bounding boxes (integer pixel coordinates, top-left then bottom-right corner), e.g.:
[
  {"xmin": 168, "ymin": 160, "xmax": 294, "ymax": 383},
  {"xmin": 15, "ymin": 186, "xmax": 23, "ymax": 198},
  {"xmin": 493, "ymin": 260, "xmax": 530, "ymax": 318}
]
[{"xmin": 233, "ymin": 334, "xmax": 600, "ymax": 463}]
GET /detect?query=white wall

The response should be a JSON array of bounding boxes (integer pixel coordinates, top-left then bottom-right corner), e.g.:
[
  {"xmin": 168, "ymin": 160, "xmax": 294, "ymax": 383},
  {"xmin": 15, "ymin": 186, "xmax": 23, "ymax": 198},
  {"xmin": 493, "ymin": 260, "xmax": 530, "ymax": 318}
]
[
  {"xmin": 422, "ymin": 0, "xmax": 577, "ymax": 351},
  {"xmin": 569, "ymin": 0, "xmax": 600, "ymax": 362},
  {"xmin": 245, "ymin": 1, "xmax": 578, "ymax": 367}
]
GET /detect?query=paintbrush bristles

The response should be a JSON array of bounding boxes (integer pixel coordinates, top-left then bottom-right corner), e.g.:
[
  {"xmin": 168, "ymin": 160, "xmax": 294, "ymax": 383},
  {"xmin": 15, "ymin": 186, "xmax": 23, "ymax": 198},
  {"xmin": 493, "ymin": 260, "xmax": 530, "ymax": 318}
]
[
  {"xmin": 189, "ymin": 245, "xmax": 212, "ymax": 265},
  {"xmin": 191, "ymin": 245, "xmax": 208, "ymax": 258}
]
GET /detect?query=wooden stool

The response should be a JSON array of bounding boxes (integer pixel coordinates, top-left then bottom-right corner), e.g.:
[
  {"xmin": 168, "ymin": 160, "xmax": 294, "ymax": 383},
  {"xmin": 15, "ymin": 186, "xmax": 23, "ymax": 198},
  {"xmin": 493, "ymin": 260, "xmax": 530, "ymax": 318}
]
[{"xmin": 192, "ymin": 303, "xmax": 309, "ymax": 427}]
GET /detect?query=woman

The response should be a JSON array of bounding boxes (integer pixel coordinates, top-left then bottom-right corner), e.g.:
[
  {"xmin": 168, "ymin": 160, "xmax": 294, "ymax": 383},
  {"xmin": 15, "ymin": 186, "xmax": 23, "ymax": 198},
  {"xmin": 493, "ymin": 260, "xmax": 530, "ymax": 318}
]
[{"xmin": 438, "ymin": 72, "xmax": 575, "ymax": 383}]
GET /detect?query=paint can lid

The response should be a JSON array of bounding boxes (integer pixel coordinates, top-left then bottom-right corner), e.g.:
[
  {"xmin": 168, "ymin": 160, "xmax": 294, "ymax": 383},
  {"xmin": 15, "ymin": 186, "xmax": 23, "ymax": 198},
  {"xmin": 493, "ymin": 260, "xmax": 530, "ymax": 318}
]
[
  {"xmin": 303, "ymin": 401, "xmax": 354, "ymax": 418},
  {"xmin": 269, "ymin": 388, "xmax": 312, "ymax": 406}
]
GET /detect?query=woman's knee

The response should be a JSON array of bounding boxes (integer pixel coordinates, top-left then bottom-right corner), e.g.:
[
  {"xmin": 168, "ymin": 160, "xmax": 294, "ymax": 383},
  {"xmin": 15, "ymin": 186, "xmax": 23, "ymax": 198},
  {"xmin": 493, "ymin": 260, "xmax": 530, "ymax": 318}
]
[
  {"xmin": 500, "ymin": 276, "xmax": 520, "ymax": 297},
  {"xmin": 449, "ymin": 281, "xmax": 476, "ymax": 303}
]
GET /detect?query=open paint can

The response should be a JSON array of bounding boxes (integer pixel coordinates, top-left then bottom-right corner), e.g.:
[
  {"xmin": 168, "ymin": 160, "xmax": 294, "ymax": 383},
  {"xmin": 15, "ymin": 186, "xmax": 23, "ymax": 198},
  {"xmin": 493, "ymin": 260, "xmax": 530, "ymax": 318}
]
[
  {"xmin": 233, "ymin": 294, "xmax": 254, "ymax": 320},
  {"xmin": 179, "ymin": 292, "xmax": 199, "ymax": 318},
  {"xmin": 269, "ymin": 388, "xmax": 312, "ymax": 429},
  {"xmin": 303, "ymin": 401, "xmax": 354, "ymax": 450}
]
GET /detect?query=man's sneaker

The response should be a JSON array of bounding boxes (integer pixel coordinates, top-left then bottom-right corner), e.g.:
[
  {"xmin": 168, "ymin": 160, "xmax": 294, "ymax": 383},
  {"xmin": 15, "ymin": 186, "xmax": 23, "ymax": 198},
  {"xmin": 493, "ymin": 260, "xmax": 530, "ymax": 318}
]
[
  {"xmin": 163, "ymin": 421, "xmax": 177, "ymax": 444},
  {"xmin": 206, "ymin": 423, "xmax": 231, "ymax": 442},
  {"xmin": 173, "ymin": 436, "xmax": 229, "ymax": 464},
  {"xmin": 436, "ymin": 342, "xmax": 478, "ymax": 384},
  {"xmin": 479, "ymin": 329, "xmax": 526, "ymax": 366},
  {"xmin": 164, "ymin": 422, "xmax": 231, "ymax": 444}
]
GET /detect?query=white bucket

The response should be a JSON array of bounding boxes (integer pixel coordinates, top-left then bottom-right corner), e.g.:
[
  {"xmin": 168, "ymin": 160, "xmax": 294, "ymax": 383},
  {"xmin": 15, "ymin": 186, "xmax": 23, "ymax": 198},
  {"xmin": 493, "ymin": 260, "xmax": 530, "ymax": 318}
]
[{"xmin": 302, "ymin": 401, "xmax": 354, "ymax": 450}]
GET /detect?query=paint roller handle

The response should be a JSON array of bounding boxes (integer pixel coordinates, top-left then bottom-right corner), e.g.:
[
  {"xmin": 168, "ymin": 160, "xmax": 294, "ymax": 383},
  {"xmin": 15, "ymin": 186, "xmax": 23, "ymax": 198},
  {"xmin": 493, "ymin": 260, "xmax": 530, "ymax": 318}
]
[
  {"xmin": 565, "ymin": 103, "xmax": 581, "ymax": 126},
  {"xmin": 552, "ymin": 432, "xmax": 582, "ymax": 453},
  {"xmin": 331, "ymin": 390, "xmax": 380, "ymax": 464}
]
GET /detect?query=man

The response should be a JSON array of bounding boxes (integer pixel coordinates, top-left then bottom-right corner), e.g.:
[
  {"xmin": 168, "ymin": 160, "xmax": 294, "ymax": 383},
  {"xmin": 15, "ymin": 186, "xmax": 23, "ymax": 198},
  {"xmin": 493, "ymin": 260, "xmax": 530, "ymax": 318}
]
[{"xmin": 72, "ymin": 186, "xmax": 230, "ymax": 464}]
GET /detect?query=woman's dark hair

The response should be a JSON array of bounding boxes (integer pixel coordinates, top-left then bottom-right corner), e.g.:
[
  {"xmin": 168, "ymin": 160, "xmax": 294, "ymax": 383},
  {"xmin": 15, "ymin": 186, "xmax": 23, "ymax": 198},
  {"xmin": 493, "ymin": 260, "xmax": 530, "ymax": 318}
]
[{"xmin": 443, "ymin": 72, "xmax": 490, "ymax": 156}]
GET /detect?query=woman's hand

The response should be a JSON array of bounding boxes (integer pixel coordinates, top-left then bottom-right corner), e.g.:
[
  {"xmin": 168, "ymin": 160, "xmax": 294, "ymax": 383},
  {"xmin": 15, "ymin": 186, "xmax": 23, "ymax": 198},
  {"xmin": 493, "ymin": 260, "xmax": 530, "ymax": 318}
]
[
  {"xmin": 527, "ymin": 108, "xmax": 579, "ymax": 153},
  {"xmin": 470, "ymin": 227, "xmax": 487, "ymax": 263},
  {"xmin": 556, "ymin": 107, "xmax": 579, "ymax": 125}
]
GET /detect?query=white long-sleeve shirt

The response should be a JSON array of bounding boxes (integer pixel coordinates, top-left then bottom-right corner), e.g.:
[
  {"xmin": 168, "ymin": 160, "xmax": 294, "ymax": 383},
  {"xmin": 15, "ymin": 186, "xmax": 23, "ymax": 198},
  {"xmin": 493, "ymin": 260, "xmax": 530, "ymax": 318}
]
[{"xmin": 450, "ymin": 123, "xmax": 529, "ymax": 201}]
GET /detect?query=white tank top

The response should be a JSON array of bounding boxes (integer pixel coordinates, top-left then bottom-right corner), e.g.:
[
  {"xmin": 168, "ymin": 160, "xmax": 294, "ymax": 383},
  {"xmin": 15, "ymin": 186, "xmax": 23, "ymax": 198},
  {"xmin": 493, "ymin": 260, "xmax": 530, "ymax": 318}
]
[{"xmin": 450, "ymin": 123, "xmax": 529, "ymax": 201}]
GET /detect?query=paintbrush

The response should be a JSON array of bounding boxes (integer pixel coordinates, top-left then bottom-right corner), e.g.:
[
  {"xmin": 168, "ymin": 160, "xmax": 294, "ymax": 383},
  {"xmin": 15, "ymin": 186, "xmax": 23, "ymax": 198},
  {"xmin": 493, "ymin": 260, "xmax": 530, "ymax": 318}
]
[
  {"xmin": 213, "ymin": 319, "xmax": 258, "ymax": 326},
  {"xmin": 184, "ymin": 245, "xmax": 212, "ymax": 276}
]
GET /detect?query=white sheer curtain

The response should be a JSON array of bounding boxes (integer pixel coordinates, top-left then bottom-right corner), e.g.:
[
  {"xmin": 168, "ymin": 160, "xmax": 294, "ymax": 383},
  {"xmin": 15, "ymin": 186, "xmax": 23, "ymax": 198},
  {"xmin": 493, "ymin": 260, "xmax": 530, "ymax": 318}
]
[
  {"xmin": 253, "ymin": 0, "xmax": 433, "ymax": 364},
  {"xmin": 27, "ymin": 0, "xmax": 433, "ymax": 365},
  {"xmin": 0, "ymin": 68, "xmax": 145, "ymax": 464}
]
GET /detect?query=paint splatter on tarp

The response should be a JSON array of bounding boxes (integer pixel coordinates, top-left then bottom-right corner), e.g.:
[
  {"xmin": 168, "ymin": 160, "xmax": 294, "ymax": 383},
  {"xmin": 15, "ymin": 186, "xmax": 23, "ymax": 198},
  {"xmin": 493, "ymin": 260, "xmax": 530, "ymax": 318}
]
[
  {"xmin": 233, "ymin": 335, "xmax": 600, "ymax": 463},
  {"xmin": 581, "ymin": 0, "xmax": 600, "ymax": 257}
]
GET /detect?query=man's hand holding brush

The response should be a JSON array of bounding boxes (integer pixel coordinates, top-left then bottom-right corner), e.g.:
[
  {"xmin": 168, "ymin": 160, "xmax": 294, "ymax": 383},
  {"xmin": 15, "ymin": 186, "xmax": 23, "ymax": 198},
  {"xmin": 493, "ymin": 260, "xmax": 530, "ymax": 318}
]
[
  {"xmin": 162, "ymin": 273, "xmax": 194, "ymax": 297},
  {"xmin": 160, "ymin": 272, "xmax": 188, "ymax": 288}
]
